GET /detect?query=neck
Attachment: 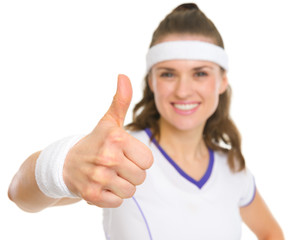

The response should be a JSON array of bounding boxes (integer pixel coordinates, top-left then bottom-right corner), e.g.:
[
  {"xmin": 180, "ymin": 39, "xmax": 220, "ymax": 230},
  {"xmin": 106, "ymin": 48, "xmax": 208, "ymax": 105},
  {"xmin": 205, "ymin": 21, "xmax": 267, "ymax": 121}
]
[{"xmin": 158, "ymin": 119, "xmax": 208, "ymax": 163}]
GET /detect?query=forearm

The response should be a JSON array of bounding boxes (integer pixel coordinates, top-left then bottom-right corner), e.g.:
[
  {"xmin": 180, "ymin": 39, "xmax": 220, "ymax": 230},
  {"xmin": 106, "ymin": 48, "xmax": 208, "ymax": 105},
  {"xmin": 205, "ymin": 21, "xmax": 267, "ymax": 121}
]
[{"xmin": 8, "ymin": 151, "xmax": 79, "ymax": 212}]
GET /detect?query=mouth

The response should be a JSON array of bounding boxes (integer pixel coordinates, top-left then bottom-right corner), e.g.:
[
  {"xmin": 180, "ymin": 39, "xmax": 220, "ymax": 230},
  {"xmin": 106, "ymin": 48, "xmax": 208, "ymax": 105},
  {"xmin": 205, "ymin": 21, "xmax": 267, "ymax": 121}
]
[
  {"xmin": 173, "ymin": 103, "xmax": 199, "ymax": 110},
  {"xmin": 171, "ymin": 102, "xmax": 200, "ymax": 115}
]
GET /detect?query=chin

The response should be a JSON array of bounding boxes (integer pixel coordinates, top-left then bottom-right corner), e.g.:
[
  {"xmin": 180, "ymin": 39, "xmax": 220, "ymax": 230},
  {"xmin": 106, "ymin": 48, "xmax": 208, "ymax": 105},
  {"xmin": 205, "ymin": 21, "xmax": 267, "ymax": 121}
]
[
  {"xmin": 159, "ymin": 114, "xmax": 206, "ymax": 133},
  {"xmin": 169, "ymin": 121, "xmax": 204, "ymax": 132}
]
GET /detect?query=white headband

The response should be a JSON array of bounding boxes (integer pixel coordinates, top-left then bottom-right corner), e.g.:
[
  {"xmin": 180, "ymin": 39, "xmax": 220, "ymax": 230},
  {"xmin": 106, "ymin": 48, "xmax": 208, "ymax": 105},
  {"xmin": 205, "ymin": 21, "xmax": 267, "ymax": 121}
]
[{"xmin": 146, "ymin": 41, "xmax": 229, "ymax": 72}]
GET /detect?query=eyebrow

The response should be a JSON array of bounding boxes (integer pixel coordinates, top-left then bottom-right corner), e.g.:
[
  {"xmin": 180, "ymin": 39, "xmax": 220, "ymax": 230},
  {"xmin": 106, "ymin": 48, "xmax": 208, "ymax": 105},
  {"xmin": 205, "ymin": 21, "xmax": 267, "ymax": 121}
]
[
  {"xmin": 192, "ymin": 66, "xmax": 214, "ymax": 71},
  {"xmin": 155, "ymin": 67, "xmax": 176, "ymax": 71},
  {"xmin": 155, "ymin": 66, "xmax": 213, "ymax": 71}
]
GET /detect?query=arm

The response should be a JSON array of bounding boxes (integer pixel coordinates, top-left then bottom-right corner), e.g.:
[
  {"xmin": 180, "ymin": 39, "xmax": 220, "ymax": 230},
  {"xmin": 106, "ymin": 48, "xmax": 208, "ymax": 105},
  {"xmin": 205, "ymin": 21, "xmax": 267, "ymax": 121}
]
[
  {"xmin": 240, "ymin": 190, "xmax": 284, "ymax": 240},
  {"xmin": 8, "ymin": 75, "xmax": 153, "ymax": 213},
  {"xmin": 8, "ymin": 151, "xmax": 80, "ymax": 213}
]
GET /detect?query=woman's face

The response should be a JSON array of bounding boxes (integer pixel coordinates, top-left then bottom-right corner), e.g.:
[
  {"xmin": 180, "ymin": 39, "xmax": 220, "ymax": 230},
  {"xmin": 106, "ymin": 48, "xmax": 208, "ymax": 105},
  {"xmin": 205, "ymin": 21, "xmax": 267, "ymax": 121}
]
[{"xmin": 149, "ymin": 34, "xmax": 228, "ymax": 132}]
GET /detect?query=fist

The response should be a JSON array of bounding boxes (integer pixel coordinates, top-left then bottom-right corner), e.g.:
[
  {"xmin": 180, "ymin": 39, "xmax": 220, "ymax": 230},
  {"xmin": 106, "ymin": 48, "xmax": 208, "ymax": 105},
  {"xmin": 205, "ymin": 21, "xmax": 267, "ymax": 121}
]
[{"xmin": 63, "ymin": 75, "xmax": 153, "ymax": 208}]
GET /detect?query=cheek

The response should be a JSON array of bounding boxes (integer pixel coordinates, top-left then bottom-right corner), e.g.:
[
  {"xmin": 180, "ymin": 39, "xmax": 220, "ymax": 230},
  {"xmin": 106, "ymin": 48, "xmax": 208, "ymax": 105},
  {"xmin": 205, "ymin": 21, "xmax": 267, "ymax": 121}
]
[
  {"xmin": 152, "ymin": 81, "xmax": 175, "ymax": 116},
  {"xmin": 197, "ymin": 80, "xmax": 221, "ymax": 114},
  {"xmin": 153, "ymin": 81, "xmax": 173, "ymax": 100},
  {"xmin": 198, "ymin": 79, "xmax": 220, "ymax": 97}
]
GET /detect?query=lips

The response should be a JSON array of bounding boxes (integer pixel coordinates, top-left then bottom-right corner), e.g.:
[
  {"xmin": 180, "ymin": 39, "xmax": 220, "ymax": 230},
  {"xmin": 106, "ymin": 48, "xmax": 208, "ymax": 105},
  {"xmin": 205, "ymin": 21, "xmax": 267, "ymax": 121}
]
[
  {"xmin": 171, "ymin": 102, "xmax": 200, "ymax": 115},
  {"xmin": 173, "ymin": 103, "xmax": 199, "ymax": 110}
]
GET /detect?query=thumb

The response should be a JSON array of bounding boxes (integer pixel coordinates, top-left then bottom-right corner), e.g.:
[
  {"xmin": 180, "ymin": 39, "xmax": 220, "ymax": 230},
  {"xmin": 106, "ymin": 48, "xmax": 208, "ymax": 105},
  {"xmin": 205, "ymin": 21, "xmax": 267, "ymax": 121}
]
[{"xmin": 102, "ymin": 74, "xmax": 133, "ymax": 127}]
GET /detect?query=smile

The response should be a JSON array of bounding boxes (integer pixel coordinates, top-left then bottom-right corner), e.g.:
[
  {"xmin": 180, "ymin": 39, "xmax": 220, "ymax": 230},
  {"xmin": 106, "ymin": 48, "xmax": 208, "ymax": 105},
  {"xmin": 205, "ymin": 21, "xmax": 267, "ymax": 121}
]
[
  {"xmin": 173, "ymin": 103, "xmax": 199, "ymax": 110},
  {"xmin": 171, "ymin": 102, "xmax": 200, "ymax": 115}
]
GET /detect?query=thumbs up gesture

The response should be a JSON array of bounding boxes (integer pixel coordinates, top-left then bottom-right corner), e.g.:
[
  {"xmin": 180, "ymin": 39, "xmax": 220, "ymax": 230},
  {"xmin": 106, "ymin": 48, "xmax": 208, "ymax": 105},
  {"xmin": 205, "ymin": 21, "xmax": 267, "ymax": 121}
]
[{"xmin": 63, "ymin": 75, "xmax": 153, "ymax": 208}]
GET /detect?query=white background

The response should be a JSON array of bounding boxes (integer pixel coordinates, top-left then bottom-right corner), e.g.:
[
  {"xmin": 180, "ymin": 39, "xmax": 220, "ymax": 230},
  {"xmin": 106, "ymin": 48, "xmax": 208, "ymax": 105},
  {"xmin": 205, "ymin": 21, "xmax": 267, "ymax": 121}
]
[{"xmin": 1, "ymin": 0, "xmax": 300, "ymax": 239}]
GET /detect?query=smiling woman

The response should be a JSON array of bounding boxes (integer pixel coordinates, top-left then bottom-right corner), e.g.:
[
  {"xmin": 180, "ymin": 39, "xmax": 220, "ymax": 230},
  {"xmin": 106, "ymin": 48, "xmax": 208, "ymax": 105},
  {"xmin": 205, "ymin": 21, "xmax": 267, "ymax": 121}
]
[
  {"xmin": 148, "ymin": 59, "xmax": 227, "ymax": 131},
  {"xmin": 7, "ymin": 2, "xmax": 285, "ymax": 240},
  {"xmin": 127, "ymin": 16, "xmax": 241, "ymax": 173},
  {"xmin": 124, "ymin": 3, "xmax": 283, "ymax": 239}
]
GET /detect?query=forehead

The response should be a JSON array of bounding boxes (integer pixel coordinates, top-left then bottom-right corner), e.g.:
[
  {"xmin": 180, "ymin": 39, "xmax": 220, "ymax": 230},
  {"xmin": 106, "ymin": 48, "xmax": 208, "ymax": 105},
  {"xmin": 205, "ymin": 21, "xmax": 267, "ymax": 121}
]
[
  {"xmin": 153, "ymin": 59, "xmax": 218, "ymax": 71},
  {"xmin": 157, "ymin": 34, "xmax": 214, "ymax": 45}
]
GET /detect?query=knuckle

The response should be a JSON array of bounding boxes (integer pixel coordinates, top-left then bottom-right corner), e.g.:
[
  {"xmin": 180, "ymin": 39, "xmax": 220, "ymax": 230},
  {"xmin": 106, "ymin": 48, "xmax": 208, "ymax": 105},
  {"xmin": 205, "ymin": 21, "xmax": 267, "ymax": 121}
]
[
  {"xmin": 90, "ymin": 167, "xmax": 115, "ymax": 187},
  {"xmin": 96, "ymin": 149, "xmax": 121, "ymax": 168},
  {"xmin": 96, "ymin": 155, "xmax": 116, "ymax": 168},
  {"xmin": 107, "ymin": 128, "xmax": 126, "ymax": 145},
  {"xmin": 80, "ymin": 186, "xmax": 101, "ymax": 203},
  {"xmin": 89, "ymin": 167, "xmax": 102, "ymax": 182}
]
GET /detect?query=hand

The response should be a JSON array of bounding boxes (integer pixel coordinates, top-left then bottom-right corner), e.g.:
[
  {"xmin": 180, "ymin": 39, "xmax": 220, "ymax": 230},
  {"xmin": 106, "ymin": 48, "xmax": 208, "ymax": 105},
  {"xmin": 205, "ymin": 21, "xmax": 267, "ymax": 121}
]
[{"xmin": 63, "ymin": 74, "xmax": 153, "ymax": 208}]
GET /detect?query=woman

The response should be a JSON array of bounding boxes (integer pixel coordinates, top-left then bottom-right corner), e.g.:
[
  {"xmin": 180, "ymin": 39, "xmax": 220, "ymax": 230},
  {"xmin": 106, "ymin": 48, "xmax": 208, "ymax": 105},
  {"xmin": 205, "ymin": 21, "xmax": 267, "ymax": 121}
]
[{"xmin": 8, "ymin": 3, "xmax": 284, "ymax": 239}]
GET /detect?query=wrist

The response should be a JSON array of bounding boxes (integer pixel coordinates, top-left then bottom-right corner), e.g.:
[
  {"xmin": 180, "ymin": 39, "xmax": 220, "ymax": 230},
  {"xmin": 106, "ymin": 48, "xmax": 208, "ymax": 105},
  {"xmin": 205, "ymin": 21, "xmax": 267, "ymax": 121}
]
[{"xmin": 35, "ymin": 135, "xmax": 84, "ymax": 199}]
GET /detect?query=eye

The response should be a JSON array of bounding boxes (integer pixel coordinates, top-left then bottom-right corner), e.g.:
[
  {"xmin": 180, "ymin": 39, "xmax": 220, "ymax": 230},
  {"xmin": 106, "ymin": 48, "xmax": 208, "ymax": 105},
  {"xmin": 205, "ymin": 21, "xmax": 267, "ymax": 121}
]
[
  {"xmin": 194, "ymin": 71, "xmax": 208, "ymax": 77},
  {"xmin": 160, "ymin": 72, "xmax": 174, "ymax": 78}
]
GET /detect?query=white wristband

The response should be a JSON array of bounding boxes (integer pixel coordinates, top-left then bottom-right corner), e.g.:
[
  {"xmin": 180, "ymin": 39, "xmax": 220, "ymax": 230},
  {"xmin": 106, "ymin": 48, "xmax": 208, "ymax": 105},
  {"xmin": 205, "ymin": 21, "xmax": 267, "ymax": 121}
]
[{"xmin": 35, "ymin": 135, "xmax": 84, "ymax": 199}]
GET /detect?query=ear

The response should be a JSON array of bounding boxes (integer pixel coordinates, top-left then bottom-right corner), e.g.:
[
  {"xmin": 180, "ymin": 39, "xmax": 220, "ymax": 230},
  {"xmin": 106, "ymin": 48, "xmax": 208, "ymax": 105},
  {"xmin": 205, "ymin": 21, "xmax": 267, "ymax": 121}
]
[{"xmin": 218, "ymin": 71, "xmax": 229, "ymax": 94}]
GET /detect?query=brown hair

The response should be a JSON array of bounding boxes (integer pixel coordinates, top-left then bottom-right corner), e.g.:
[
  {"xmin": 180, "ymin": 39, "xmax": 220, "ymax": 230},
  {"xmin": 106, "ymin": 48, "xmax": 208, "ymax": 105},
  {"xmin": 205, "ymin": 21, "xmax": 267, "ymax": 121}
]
[{"xmin": 126, "ymin": 3, "xmax": 245, "ymax": 172}]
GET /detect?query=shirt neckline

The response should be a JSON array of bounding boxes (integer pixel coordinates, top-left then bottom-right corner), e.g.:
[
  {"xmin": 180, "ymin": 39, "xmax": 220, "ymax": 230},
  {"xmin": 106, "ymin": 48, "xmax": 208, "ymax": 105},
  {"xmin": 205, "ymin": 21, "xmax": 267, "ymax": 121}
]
[{"xmin": 145, "ymin": 128, "xmax": 214, "ymax": 189}]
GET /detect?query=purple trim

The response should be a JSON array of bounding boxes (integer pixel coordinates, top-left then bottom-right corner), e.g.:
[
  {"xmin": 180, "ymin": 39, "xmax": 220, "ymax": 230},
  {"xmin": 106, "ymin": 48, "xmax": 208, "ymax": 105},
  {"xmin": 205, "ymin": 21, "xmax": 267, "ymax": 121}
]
[
  {"xmin": 145, "ymin": 128, "xmax": 214, "ymax": 189},
  {"xmin": 132, "ymin": 197, "xmax": 153, "ymax": 240}
]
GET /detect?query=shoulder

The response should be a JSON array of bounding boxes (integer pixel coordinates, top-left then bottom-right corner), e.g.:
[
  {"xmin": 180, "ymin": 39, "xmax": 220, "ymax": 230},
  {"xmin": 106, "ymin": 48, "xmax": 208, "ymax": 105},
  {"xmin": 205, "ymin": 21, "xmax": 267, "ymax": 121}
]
[
  {"xmin": 214, "ymin": 150, "xmax": 252, "ymax": 176},
  {"xmin": 213, "ymin": 150, "xmax": 256, "ymax": 207},
  {"xmin": 213, "ymin": 150, "xmax": 254, "ymax": 189}
]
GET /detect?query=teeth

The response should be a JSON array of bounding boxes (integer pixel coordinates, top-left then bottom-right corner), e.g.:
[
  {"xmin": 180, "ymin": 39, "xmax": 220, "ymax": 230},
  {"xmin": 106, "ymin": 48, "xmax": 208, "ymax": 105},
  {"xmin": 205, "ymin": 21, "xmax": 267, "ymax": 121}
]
[{"xmin": 174, "ymin": 103, "xmax": 199, "ymax": 110}]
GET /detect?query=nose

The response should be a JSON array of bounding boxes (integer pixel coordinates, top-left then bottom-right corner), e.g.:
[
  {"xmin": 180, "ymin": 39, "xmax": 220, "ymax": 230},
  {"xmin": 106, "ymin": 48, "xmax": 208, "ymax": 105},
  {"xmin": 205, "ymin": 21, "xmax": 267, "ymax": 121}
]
[{"xmin": 174, "ymin": 77, "xmax": 193, "ymax": 99}]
